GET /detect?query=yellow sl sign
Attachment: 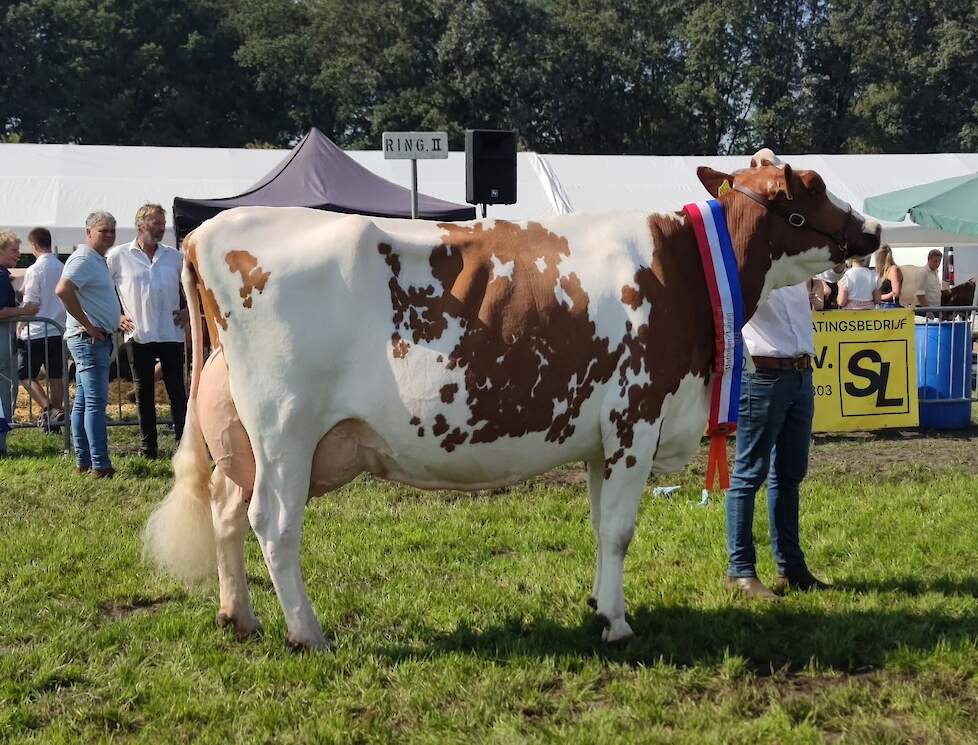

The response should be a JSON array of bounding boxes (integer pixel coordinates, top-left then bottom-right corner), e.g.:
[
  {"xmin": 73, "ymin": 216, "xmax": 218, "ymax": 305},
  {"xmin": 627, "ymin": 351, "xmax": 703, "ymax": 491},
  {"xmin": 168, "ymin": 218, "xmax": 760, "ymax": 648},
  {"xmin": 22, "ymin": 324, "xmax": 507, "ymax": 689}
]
[{"xmin": 811, "ymin": 309, "xmax": 918, "ymax": 432}]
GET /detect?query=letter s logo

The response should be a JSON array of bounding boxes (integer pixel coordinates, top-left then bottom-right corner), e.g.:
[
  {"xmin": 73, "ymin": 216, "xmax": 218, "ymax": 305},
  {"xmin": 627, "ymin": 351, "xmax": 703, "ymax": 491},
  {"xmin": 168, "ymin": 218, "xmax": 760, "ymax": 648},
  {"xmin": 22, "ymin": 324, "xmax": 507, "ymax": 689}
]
[{"xmin": 844, "ymin": 349, "xmax": 903, "ymax": 407}]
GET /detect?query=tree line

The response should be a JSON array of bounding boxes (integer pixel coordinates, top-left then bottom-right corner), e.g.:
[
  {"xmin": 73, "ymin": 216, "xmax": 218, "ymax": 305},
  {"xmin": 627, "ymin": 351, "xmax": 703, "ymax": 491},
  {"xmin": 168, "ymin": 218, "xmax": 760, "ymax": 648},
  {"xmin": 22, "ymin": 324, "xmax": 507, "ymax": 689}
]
[{"xmin": 2, "ymin": 0, "xmax": 976, "ymax": 154}]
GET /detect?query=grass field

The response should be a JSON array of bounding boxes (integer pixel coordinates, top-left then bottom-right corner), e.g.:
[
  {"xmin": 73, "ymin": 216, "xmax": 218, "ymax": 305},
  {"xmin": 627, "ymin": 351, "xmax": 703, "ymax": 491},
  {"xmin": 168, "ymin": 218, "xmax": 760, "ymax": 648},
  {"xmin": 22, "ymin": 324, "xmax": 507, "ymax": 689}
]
[{"xmin": 2, "ymin": 424, "xmax": 978, "ymax": 743}]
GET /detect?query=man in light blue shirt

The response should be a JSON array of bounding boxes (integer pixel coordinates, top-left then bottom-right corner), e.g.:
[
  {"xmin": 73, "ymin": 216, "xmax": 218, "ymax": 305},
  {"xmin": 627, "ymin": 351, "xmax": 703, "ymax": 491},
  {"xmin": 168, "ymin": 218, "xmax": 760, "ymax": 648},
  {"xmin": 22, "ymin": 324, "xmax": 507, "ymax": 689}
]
[{"xmin": 56, "ymin": 211, "xmax": 130, "ymax": 477}]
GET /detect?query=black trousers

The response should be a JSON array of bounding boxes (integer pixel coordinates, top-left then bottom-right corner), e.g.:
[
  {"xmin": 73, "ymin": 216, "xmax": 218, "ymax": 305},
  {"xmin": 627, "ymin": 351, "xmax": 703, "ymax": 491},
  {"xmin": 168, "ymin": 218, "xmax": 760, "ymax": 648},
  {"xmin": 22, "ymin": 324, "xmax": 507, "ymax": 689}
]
[{"xmin": 126, "ymin": 341, "xmax": 187, "ymax": 453}]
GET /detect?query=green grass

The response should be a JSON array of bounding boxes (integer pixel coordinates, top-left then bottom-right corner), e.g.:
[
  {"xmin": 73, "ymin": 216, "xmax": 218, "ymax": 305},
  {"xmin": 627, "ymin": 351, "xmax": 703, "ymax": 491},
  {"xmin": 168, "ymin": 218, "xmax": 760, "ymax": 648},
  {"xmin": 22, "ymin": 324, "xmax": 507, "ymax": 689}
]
[{"xmin": 2, "ymin": 428, "xmax": 978, "ymax": 743}]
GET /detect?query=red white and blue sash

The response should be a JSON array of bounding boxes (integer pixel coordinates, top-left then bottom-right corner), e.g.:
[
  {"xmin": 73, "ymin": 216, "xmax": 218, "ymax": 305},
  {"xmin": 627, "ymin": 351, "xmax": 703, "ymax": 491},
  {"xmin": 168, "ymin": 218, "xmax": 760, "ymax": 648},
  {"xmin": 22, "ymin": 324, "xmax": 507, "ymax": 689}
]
[{"xmin": 683, "ymin": 199, "xmax": 744, "ymax": 492}]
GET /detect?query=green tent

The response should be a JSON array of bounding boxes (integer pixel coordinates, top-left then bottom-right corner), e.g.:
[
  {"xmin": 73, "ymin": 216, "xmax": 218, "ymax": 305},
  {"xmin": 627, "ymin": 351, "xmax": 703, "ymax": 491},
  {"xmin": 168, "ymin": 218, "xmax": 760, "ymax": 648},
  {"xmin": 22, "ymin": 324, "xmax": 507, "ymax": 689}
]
[{"xmin": 864, "ymin": 173, "xmax": 978, "ymax": 238}]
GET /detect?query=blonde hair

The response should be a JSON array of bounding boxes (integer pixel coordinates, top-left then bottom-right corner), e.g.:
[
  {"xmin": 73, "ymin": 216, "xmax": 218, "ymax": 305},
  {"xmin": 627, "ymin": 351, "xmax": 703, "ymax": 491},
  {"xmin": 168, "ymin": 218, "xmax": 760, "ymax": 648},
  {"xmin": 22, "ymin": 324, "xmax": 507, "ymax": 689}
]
[
  {"xmin": 874, "ymin": 245, "xmax": 895, "ymax": 278},
  {"xmin": 0, "ymin": 230, "xmax": 19, "ymax": 250},
  {"xmin": 135, "ymin": 203, "xmax": 165, "ymax": 227}
]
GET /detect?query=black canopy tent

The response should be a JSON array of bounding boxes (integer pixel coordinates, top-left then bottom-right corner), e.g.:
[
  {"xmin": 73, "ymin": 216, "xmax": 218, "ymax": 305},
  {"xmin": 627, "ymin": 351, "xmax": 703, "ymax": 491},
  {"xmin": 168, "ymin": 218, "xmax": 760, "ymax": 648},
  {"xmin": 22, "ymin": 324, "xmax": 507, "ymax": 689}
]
[{"xmin": 172, "ymin": 128, "xmax": 475, "ymax": 243}]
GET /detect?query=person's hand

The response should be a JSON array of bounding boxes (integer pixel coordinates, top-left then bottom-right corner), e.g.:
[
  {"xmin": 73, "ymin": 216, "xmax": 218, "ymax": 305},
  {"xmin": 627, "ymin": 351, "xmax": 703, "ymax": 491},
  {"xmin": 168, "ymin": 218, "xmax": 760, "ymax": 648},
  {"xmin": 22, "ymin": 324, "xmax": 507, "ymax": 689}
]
[
  {"xmin": 172, "ymin": 308, "xmax": 190, "ymax": 329},
  {"xmin": 85, "ymin": 324, "xmax": 107, "ymax": 342},
  {"xmin": 19, "ymin": 302, "xmax": 39, "ymax": 317},
  {"xmin": 119, "ymin": 315, "xmax": 135, "ymax": 334}
]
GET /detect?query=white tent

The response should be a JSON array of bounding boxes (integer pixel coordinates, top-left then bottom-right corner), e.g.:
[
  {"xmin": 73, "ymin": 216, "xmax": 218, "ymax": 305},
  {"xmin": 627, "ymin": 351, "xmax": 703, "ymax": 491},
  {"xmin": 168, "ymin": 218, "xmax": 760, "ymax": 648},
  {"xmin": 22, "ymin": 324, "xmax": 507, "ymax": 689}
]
[{"xmin": 2, "ymin": 143, "xmax": 977, "ymax": 261}]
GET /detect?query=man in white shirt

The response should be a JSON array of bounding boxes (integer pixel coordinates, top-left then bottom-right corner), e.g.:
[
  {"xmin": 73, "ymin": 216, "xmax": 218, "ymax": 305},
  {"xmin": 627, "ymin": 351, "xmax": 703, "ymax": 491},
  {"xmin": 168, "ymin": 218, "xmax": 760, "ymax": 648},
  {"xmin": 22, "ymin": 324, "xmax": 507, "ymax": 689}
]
[
  {"xmin": 724, "ymin": 150, "xmax": 844, "ymax": 600},
  {"xmin": 107, "ymin": 204, "xmax": 188, "ymax": 459},
  {"xmin": 16, "ymin": 227, "xmax": 67, "ymax": 425},
  {"xmin": 915, "ymin": 249, "xmax": 943, "ymax": 308}
]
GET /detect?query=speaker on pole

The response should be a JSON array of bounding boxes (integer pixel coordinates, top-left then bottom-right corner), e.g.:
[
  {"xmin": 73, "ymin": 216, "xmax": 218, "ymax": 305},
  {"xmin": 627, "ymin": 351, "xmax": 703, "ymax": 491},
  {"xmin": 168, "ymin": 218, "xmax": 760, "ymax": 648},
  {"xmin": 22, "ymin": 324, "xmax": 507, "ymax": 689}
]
[{"xmin": 465, "ymin": 129, "xmax": 517, "ymax": 209}]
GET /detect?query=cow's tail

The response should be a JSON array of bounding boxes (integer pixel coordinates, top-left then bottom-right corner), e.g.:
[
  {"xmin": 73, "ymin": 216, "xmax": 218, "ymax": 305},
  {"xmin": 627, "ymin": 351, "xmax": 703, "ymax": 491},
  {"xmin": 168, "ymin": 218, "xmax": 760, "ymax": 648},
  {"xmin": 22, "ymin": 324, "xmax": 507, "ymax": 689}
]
[{"xmin": 142, "ymin": 232, "xmax": 216, "ymax": 584}]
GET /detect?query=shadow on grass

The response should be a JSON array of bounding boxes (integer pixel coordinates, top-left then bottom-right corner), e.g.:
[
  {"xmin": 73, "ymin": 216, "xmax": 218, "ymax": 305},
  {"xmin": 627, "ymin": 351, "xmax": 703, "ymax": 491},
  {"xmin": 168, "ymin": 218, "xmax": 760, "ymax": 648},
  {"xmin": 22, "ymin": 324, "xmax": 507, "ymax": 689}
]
[
  {"xmin": 374, "ymin": 602, "xmax": 978, "ymax": 674},
  {"xmin": 834, "ymin": 575, "xmax": 978, "ymax": 597}
]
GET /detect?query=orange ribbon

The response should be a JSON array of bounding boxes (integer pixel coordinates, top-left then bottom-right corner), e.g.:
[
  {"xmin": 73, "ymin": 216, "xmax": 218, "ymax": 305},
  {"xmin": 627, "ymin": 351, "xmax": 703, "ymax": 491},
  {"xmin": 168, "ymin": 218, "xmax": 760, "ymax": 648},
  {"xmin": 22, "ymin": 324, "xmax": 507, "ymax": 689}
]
[{"xmin": 705, "ymin": 428, "xmax": 734, "ymax": 492}]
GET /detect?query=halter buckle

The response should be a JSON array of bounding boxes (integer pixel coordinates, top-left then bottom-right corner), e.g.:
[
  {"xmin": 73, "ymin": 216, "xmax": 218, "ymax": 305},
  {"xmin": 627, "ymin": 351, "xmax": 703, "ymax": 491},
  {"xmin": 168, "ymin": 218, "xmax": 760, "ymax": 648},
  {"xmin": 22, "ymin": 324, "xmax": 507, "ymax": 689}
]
[{"xmin": 788, "ymin": 213, "xmax": 806, "ymax": 227}]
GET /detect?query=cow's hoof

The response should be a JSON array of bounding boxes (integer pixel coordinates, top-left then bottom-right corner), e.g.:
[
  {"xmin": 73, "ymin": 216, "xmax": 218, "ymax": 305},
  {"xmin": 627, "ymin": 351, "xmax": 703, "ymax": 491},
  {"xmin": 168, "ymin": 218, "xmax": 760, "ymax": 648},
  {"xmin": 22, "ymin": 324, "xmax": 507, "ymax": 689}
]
[
  {"xmin": 216, "ymin": 611, "xmax": 262, "ymax": 640},
  {"xmin": 601, "ymin": 619, "xmax": 635, "ymax": 644},
  {"xmin": 586, "ymin": 596, "xmax": 597, "ymax": 610},
  {"xmin": 285, "ymin": 632, "xmax": 333, "ymax": 653}
]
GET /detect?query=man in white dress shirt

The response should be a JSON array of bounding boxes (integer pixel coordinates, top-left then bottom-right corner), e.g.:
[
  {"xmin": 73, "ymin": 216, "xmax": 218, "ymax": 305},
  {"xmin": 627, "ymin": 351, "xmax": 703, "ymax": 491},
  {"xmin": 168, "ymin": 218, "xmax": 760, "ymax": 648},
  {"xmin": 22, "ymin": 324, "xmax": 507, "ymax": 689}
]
[
  {"xmin": 16, "ymin": 227, "xmax": 67, "ymax": 426},
  {"xmin": 724, "ymin": 150, "xmax": 844, "ymax": 600},
  {"xmin": 107, "ymin": 204, "xmax": 188, "ymax": 459},
  {"xmin": 915, "ymin": 249, "xmax": 943, "ymax": 308}
]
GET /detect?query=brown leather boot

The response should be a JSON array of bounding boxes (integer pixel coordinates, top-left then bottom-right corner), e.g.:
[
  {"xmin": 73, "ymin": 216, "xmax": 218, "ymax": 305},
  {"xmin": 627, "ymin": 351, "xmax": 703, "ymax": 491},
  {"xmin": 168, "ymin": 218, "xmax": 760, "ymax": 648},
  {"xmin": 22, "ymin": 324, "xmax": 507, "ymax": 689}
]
[
  {"xmin": 93, "ymin": 467, "xmax": 116, "ymax": 479},
  {"xmin": 773, "ymin": 569, "xmax": 831, "ymax": 593},
  {"xmin": 724, "ymin": 576, "xmax": 780, "ymax": 600}
]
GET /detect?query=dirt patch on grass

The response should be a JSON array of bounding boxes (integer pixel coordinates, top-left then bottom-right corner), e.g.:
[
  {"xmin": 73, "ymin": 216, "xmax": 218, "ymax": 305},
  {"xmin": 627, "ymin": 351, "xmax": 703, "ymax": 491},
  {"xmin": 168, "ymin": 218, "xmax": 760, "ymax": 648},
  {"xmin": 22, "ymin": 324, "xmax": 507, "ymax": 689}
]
[
  {"xmin": 99, "ymin": 596, "xmax": 173, "ymax": 619},
  {"xmin": 807, "ymin": 427, "xmax": 978, "ymax": 477}
]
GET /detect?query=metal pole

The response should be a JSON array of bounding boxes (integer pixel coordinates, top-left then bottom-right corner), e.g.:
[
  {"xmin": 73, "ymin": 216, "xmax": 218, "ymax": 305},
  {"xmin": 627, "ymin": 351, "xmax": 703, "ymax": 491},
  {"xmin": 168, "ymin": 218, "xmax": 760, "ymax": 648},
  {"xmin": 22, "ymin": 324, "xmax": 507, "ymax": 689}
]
[{"xmin": 411, "ymin": 159, "xmax": 418, "ymax": 220}]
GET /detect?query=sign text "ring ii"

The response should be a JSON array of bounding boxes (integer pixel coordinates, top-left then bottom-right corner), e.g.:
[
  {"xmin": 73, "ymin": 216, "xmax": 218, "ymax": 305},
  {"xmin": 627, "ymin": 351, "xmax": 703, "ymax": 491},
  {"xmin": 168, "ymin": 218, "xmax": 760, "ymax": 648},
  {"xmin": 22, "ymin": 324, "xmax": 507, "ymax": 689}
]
[{"xmin": 382, "ymin": 131, "xmax": 449, "ymax": 160}]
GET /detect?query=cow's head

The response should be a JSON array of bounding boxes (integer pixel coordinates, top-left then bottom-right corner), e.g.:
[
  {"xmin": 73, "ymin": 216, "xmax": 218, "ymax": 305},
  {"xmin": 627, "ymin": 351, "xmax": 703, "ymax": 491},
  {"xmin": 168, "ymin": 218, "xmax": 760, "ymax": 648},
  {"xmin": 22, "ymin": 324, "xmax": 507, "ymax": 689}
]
[{"xmin": 696, "ymin": 158, "xmax": 881, "ymax": 313}]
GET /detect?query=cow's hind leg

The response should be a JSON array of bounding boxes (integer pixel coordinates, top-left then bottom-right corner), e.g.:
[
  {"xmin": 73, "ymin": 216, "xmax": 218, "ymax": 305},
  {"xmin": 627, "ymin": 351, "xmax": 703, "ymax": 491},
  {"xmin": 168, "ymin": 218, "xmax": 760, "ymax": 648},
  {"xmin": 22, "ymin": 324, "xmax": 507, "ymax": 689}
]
[
  {"xmin": 248, "ymin": 444, "xmax": 328, "ymax": 651},
  {"xmin": 210, "ymin": 470, "xmax": 260, "ymax": 639},
  {"xmin": 595, "ymin": 424, "xmax": 658, "ymax": 643},
  {"xmin": 586, "ymin": 457, "xmax": 604, "ymax": 610}
]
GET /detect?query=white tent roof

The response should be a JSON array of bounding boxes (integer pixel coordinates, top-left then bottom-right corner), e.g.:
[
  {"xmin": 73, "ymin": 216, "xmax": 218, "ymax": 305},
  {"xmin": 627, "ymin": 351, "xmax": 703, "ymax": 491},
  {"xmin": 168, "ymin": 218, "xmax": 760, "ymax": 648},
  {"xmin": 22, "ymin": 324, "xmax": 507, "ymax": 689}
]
[{"xmin": 2, "ymin": 143, "xmax": 976, "ymax": 251}]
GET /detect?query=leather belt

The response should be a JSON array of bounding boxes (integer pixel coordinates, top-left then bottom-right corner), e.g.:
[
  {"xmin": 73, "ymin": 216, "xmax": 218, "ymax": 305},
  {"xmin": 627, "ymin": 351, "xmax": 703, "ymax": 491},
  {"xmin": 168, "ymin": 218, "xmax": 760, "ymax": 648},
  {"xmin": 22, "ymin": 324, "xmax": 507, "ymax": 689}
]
[{"xmin": 752, "ymin": 354, "xmax": 811, "ymax": 371}]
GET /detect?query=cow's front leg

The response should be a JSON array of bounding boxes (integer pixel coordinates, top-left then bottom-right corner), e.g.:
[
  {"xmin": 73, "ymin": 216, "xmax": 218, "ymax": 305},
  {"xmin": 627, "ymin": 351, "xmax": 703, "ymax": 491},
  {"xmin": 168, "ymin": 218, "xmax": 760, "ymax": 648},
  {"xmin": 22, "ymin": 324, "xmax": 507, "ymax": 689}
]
[
  {"xmin": 595, "ymin": 425, "xmax": 658, "ymax": 643},
  {"xmin": 248, "ymin": 445, "xmax": 328, "ymax": 651},
  {"xmin": 210, "ymin": 470, "xmax": 260, "ymax": 640}
]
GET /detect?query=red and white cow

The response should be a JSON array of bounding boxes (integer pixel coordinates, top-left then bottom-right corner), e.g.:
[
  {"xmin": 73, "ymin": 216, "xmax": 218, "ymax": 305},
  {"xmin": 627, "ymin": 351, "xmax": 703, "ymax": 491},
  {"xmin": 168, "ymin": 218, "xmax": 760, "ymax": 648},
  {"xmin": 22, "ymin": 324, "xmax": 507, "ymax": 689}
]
[{"xmin": 144, "ymin": 162, "xmax": 881, "ymax": 650}]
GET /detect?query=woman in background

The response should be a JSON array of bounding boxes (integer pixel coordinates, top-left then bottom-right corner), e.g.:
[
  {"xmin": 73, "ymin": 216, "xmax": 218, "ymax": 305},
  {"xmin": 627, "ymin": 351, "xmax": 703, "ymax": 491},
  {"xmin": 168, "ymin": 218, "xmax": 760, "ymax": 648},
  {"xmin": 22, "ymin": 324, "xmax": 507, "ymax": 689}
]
[
  {"xmin": 874, "ymin": 245, "xmax": 903, "ymax": 308},
  {"xmin": 838, "ymin": 257, "xmax": 880, "ymax": 310}
]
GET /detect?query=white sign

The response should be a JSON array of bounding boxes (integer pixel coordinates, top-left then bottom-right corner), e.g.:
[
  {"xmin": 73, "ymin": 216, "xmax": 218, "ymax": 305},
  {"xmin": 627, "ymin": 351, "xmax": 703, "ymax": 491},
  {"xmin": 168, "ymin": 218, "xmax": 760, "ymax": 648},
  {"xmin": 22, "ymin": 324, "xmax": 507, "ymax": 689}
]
[{"xmin": 382, "ymin": 131, "xmax": 449, "ymax": 160}]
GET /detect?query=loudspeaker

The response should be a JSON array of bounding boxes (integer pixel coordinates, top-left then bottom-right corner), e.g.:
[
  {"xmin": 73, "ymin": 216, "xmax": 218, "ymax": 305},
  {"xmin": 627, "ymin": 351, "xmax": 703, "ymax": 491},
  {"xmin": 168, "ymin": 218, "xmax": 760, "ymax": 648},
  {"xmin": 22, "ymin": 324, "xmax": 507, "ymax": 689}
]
[{"xmin": 465, "ymin": 129, "xmax": 517, "ymax": 205}]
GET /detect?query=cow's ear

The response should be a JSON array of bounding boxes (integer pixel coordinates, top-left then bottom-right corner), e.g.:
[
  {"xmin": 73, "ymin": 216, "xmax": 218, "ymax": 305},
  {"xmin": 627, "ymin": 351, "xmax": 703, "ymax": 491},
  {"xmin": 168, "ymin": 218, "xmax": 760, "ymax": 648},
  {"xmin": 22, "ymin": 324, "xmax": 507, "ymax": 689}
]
[{"xmin": 697, "ymin": 167, "xmax": 734, "ymax": 199}]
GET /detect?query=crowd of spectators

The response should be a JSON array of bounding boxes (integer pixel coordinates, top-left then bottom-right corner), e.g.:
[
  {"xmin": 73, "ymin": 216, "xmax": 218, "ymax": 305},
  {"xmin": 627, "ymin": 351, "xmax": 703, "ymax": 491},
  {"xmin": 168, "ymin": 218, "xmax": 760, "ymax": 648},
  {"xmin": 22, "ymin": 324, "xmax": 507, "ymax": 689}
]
[
  {"xmin": 0, "ymin": 205, "xmax": 186, "ymax": 472},
  {"xmin": 807, "ymin": 245, "xmax": 944, "ymax": 312}
]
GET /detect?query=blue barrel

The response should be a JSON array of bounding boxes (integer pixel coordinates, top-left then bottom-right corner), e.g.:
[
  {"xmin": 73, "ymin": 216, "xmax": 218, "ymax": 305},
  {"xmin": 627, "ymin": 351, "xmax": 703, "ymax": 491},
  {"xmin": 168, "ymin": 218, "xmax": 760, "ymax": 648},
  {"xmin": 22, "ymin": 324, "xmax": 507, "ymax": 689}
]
[{"xmin": 916, "ymin": 319, "xmax": 972, "ymax": 429}]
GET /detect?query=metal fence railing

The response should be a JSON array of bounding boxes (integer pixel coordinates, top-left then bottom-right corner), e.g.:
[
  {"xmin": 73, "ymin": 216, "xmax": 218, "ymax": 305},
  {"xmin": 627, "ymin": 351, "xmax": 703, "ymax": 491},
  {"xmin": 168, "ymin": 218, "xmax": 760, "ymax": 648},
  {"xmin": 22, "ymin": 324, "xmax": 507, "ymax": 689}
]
[
  {"xmin": 3, "ymin": 315, "xmax": 190, "ymax": 455},
  {"xmin": 1, "ymin": 315, "xmax": 71, "ymax": 452}
]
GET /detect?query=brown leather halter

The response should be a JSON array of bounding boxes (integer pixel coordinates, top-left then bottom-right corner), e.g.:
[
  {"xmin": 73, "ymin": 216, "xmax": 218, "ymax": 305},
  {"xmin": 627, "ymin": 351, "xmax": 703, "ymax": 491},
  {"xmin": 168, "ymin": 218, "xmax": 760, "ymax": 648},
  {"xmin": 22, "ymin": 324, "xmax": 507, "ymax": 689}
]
[{"xmin": 731, "ymin": 183, "xmax": 865, "ymax": 259}]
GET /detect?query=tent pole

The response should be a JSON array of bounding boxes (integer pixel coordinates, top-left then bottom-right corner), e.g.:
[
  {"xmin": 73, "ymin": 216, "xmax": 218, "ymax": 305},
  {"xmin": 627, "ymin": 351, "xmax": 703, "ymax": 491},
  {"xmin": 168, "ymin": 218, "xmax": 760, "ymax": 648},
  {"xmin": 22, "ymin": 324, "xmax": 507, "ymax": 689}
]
[{"xmin": 411, "ymin": 159, "xmax": 418, "ymax": 219}]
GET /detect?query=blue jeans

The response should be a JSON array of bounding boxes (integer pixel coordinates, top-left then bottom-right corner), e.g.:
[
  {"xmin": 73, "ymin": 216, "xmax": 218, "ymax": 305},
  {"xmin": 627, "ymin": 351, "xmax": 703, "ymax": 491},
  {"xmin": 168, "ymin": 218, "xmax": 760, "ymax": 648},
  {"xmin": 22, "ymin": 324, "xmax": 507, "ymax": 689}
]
[
  {"xmin": 67, "ymin": 335, "xmax": 113, "ymax": 470},
  {"xmin": 725, "ymin": 367, "xmax": 814, "ymax": 577},
  {"xmin": 0, "ymin": 326, "xmax": 16, "ymax": 452}
]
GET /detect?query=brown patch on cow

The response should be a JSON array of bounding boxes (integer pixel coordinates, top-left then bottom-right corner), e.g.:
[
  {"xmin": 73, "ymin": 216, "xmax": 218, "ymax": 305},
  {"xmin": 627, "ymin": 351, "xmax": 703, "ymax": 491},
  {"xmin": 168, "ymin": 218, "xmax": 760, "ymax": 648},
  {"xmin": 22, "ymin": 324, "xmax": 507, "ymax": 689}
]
[
  {"xmin": 625, "ymin": 455, "xmax": 637, "ymax": 468},
  {"xmin": 378, "ymin": 242, "xmax": 401, "ymax": 276},
  {"xmin": 436, "ymin": 355, "xmax": 443, "ymax": 363},
  {"xmin": 202, "ymin": 287, "xmax": 229, "ymax": 332},
  {"xmin": 442, "ymin": 428, "xmax": 468, "ymax": 452},
  {"xmin": 182, "ymin": 234, "xmax": 228, "ymax": 341},
  {"xmin": 596, "ymin": 213, "xmax": 717, "ymax": 475},
  {"xmin": 225, "ymin": 250, "xmax": 271, "ymax": 309},
  {"xmin": 432, "ymin": 414, "xmax": 450, "ymax": 437},
  {"xmin": 381, "ymin": 221, "xmax": 623, "ymax": 454},
  {"xmin": 409, "ymin": 416, "xmax": 421, "ymax": 426},
  {"xmin": 391, "ymin": 333, "xmax": 410, "ymax": 358},
  {"xmin": 417, "ymin": 427, "xmax": 425, "ymax": 437},
  {"xmin": 440, "ymin": 383, "xmax": 458, "ymax": 403}
]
